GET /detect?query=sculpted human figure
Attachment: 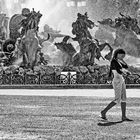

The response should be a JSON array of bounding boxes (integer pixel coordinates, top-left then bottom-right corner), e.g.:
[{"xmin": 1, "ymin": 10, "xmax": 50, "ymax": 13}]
[
  {"xmin": 71, "ymin": 12, "xmax": 98, "ymax": 66},
  {"xmin": 9, "ymin": 8, "xmax": 30, "ymax": 41},
  {"xmin": 9, "ymin": 8, "xmax": 42, "ymax": 42}
]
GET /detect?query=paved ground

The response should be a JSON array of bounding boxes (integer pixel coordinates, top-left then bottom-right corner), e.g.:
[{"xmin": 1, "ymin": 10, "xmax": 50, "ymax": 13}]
[
  {"xmin": 0, "ymin": 89, "xmax": 140, "ymax": 97},
  {"xmin": 0, "ymin": 89, "xmax": 139, "ymax": 140}
]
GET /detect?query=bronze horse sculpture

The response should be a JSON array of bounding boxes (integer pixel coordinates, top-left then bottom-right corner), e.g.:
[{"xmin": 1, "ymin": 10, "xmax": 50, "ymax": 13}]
[
  {"xmin": 71, "ymin": 12, "xmax": 100, "ymax": 66},
  {"xmin": 55, "ymin": 12, "xmax": 113, "ymax": 67},
  {"xmin": 71, "ymin": 12, "xmax": 113, "ymax": 65},
  {"xmin": 55, "ymin": 37, "xmax": 113, "ymax": 67},
  {"xmin": 1, "ymin": 8, "xmax": 44, "ymax": 69}
]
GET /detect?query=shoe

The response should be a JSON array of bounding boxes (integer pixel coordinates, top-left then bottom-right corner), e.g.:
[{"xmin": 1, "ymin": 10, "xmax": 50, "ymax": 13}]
[
  {"xmin": 122, "ymin": 117, "xmax": 133, "ymax": 122},
  {"xmin": 101, "ymin": 111, "xmax": 107, "ymax": 120}
]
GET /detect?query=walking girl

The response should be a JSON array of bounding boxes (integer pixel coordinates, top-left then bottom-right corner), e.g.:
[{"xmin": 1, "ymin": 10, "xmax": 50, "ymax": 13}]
[{"xmin": 101, "ymin": 48, "xmax": 133, "ymax": 121}]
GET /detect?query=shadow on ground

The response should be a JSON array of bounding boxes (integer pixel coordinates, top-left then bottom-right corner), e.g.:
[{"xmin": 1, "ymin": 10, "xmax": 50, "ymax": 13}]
[{"xmin": 97, "ymin": 120, "xmax": 123, "ymax": 126}]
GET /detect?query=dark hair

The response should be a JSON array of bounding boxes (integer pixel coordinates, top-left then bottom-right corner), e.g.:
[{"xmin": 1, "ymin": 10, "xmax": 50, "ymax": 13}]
[
  {"xmin": 112, "ymin": 48, "xmax": 126, "ymax": 59},
  {"xmin": 108, "ymin": 48, "xmax": 126, "ymax": 78}
]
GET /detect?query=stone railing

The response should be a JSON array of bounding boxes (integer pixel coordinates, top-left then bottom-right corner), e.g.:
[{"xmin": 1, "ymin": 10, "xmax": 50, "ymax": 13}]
[
  {"xmin": 0, "ymin": 65, "xmax": 140, "ymax": 87},
  {"xmin": 0, "ymin": 71, "xmax": 140, "ymax": 85}
]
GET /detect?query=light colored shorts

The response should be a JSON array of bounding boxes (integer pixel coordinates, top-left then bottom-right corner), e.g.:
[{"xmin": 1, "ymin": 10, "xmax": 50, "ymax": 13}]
[{"xmin": 112, "ymin": 76, "xmax": 127, "ymax": 104}]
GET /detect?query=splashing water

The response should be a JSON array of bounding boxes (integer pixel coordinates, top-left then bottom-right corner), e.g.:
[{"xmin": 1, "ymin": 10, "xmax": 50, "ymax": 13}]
[
  {"xmin": 24, "ymin": 0, "xmax": 67, "ymax": 31},
  {"xmin": 3, "ymin": 0, "xmax": 68, "ymax": 32}
]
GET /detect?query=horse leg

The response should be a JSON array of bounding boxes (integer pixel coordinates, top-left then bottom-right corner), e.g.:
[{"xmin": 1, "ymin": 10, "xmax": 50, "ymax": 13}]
[
  {"xmin": 62, "ymin": 53, "xmax": 68, "ymax": 67},
  {"xmin": 72, "ymin": 53, "xmax": 80, "ymax": 66},
  {"xmin": 22, "ymin": 53, "xmax": 28, "ymax": 68},
  {"xmin": 68, "ymin": 54, "xmax": 74, "ymax": 66},
  {"xmin": 89, "ymin": 44, "xmax": 96, "ymax": 65},
  {"xmin": 65, "ymin": 55, "xmax": 70, "ymax": 66}
]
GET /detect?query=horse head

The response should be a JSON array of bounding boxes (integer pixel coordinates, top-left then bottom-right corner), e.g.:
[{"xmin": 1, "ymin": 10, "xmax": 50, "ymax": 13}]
[
  {"xmin": 36, "ymin": 11, "xmax": 42, "ymax": 25},
  {"xmin": 54, "ymin": 42, "xmax": 64, "ymax": 52},
  {"xmin": 85, "ymin": 19, "xmax": 95, "ymax": 29},
  {"xmin": 55, "ymin": 37, "xmax": 76, "ymax": 55},
  {"xmin": 82, "ymin": 13, "xmax": 94, "ymax": 29},
  {"xmin": 25, "ymin": 9, "xmax": 42, "ymax": 32},
  {"xmin": 130, "ymin": 19, "xmax": 140, "ymax": 35}
]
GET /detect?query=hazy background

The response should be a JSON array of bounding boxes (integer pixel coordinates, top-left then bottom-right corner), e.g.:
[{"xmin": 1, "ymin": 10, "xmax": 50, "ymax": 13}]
[{"xmin": 1, "ymin": 0, "xmax": 140, "ymax": 66}]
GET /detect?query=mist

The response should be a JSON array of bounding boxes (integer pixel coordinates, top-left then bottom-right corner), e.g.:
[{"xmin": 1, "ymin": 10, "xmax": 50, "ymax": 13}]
[{"xmin": 2, "ymin": 0, "xmax": 140, "ymax": 66}]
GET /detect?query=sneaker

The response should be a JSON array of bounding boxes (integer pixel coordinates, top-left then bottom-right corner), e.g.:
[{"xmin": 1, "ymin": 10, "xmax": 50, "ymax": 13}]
[{"xmin": 101, "ymin": 111, "xmax": 107, "ymax": 120}]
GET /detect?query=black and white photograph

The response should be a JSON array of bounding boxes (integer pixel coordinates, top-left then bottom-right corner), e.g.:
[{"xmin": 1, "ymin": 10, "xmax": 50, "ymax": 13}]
[{"xmin": 0, "ymin": 0, "xmax": 140, "ymax": 139}]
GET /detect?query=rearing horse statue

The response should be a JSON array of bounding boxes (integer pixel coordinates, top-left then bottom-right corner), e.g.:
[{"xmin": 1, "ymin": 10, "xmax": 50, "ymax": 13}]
[
  {"xmin": 98, "ymin": 13, "xmax": 140, "ymax": 57},
  {"xmin": 5, "ymin": 8, "xmax": 43, "ymax": 68},
  {"xmin": 71, "ymin": 12, "xmax": 99, "ymax": 66},
  {"xmin": 55, "ymin": 12, "xmax": 113, "ymax": 67}
]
